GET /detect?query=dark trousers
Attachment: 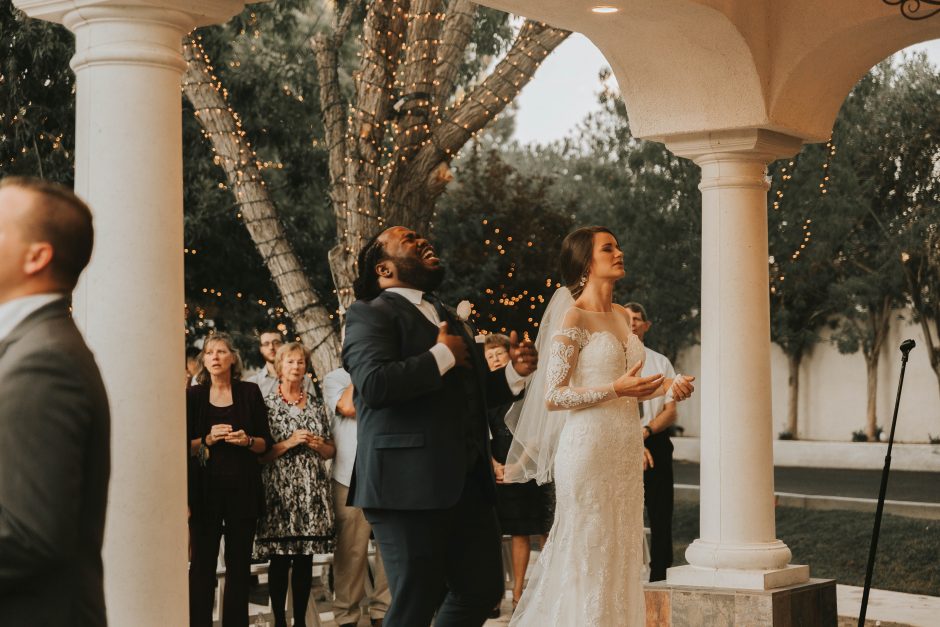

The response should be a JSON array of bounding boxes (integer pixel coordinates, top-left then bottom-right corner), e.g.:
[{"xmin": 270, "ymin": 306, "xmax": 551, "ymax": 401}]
[
  {"xmin": 363, "ymin": 474, "xmax": 504, "ymax": 627},
  {"xmin": 643, "ymin": 431, "xmax": 674, "ymax": 582},
  {"xmin": 189, "ymin": 506, "xmax": 257, "ymax": 627}
]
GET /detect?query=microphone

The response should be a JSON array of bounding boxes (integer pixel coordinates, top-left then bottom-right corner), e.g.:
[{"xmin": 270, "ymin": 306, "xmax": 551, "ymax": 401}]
[{"xmin": 900, "ymin": 339, "xmax": 916, "ymax": 355}]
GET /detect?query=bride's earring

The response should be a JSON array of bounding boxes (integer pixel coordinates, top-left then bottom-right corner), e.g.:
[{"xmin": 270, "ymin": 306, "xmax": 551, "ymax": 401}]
[{"xmin": 579, "ymin": 274, "xmax": 588, "ymax": 287}]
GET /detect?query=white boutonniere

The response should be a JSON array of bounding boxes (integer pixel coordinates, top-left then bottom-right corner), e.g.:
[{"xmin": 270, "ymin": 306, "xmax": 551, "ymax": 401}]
[{"xmin": 456, "ymin": 300, "xmax": 473, "ymax": 321}]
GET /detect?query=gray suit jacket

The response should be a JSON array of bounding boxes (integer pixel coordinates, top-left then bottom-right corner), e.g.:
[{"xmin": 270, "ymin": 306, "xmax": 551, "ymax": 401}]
[{"xmin": 0, "ymin": 298, "xmax": 110, "ymax": 626}]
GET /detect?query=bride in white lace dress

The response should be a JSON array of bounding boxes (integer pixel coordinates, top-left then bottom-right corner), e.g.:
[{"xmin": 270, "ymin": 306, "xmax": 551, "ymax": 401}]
[{"xmin": 505, "ymin": 227, "xmax": 694, "ymax": 626}]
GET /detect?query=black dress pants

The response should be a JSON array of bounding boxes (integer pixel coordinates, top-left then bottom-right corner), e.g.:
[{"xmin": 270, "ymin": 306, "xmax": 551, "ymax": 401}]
[
  {"xmin": 189, "ymin": 497, "xmax": 257, "ymax": 627},
  {"xmin": 643, "ymin": 431, "xmax": 674, "ymax": 582},
  {"xmin": 364, "ymin": 474, "xmax": 504, "ymax": 627}
]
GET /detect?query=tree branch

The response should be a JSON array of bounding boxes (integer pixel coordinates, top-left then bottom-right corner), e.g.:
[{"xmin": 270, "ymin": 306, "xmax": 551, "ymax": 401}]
[
  {"xmin": 341, "ymin": 0, "xmax": 410, "ymax": 253},
  {"xmin": 349, "ymin": 0, "xmax": 408, "ymax": 163},
  {"xmin": 433, "ymin": 0, "xmax": 475, "ymax": 105},
  {"xmin": 428, "ymin": 20, "xmax": 569, "ymax": 162},
  {"xmin": 333, "ymin": 0, "xmax": 360, "ymax": 46},
  {"xmin": 392, "ymin": 0, "xmax": 444, "ymax": 159},
  {"xmin": 311, "ymin": 1, "xmax": 360, "ymax": 239}
]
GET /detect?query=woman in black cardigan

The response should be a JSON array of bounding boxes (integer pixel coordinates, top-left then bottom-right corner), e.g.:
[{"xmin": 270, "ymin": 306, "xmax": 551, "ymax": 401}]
[{"xmin": 187, "ymin": 333, "xmax": 272, "ymax": 627}]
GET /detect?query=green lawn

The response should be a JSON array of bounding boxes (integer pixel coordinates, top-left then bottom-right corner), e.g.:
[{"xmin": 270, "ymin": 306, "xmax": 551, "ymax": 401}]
[{"xmin": 669, "ymin": 502, "xmax": 940, "ymax": 596}]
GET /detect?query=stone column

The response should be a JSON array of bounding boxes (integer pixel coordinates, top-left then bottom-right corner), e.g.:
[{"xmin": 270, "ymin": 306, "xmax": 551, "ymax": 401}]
[
  {"xmin": 12, "ymin": 2, "xmax": 255, "ymax": 624},
  {"xmin": 665, "ymin": 129, "xmax": 810, "ymax": 590}
]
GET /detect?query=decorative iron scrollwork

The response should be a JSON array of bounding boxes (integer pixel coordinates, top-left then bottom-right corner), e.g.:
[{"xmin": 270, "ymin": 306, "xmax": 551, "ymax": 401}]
[{"xmin": 883, "ymin": 0, "xmax": 940, "ymax": 20}]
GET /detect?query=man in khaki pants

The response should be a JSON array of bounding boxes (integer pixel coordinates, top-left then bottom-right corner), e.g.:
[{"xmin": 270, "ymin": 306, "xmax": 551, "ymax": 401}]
[{"xmin": 324, "ymin": 367, "xmax": 390, "ymax": 627}]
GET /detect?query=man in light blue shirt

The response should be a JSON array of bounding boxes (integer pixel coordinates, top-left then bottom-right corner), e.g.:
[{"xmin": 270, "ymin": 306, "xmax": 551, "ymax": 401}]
[
  {"xmin": 625, "ymin": 302, "xmax": 678, "ymax": 582},
  {"xmin": 323, "ymin": 366, "xmax": 390, "ymax": 627}
]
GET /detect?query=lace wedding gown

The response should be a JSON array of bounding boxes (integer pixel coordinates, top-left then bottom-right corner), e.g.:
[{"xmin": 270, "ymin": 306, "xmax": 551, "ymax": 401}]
[{"xmin": 510, "ymin": 306, "xmax": 646, "ymax": 627}]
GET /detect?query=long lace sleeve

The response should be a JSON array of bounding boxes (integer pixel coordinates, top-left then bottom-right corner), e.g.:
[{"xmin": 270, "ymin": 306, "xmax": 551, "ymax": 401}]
[{"xmin": 545, "ymin": 328, "xmax": 616, "ymax": 410}]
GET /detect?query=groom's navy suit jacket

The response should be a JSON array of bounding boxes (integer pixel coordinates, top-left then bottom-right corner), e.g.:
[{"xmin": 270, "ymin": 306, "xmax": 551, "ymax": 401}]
[{"xmin": 342, "ymin": 290, "xmax": 515, "ymax": 510}]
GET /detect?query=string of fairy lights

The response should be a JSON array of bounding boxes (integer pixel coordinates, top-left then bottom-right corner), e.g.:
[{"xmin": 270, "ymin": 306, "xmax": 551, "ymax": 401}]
[
  {"xmin": 335, "ymin": 7, "xmax": 557, "ymax": 260},
  {"xmin": 473, "ymin": 217, "xmax": 556, "ymax": 337},
  {"xmin": 7, "ymin": 7, "xmax": 560, "ymax": 341},
  {"xmin": 769, "ymin": 138, "xmax": 836, "ymax": 295}
]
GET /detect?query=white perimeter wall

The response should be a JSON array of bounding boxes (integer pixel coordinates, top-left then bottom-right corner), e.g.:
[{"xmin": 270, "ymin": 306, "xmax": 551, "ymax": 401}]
[{"xmin": 672, "ymin": 309, "xmax": 940, "ymax": 443}]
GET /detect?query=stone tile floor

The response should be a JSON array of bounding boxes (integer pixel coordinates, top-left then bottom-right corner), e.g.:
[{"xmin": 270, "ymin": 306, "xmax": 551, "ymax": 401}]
[{"xmin": 239, "ymin": 551, "xmax": 939, "ymax": 627}]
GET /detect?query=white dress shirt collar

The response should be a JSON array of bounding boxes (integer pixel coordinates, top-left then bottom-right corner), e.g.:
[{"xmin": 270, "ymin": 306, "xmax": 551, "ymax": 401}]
[
  {"xmin": 384, "ymin": 286, "xmax": 425, "ymax": 305},
  {"xmin": 0, "ymin": 293, "xmax": 65, "ymax": 343}
]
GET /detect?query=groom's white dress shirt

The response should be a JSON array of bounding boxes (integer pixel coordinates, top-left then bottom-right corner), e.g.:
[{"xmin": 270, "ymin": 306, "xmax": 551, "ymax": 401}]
[{"xmin": 384, "ymin": 287, "xmax": 527, "ymax": 395}]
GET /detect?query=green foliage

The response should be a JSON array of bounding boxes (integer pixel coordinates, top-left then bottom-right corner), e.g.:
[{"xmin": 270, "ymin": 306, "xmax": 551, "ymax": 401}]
[
  {"xmin": 456, "ymin": 7, "xmax": 513, "ymax": 87},
  {"xmin": 766, "ymin": 56, "xmax": 939, "ymax": 369},
  {"xmin": 825, "ymin": 60, "xmax": 931, "ymax": 358},
  {"xmin": 889, "ymin": 55, "xmax": 940, "ymax": 355},
  {"xmin": 489, "ymin": 74, "xmax": 703, "ymax": 363},
  {"xmin": 0, "ymin": 4, "xmax": 74, "ymax": 182},
  {"xmin": 767, "ymin": 141, "xmax": 848, "ymax": 360},
  {"xmin": 434, "ymin": 146, "xmax": 573, "ymax": 338}
]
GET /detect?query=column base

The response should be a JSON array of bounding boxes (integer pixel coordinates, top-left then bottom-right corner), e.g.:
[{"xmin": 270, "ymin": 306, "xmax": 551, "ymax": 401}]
[
  {"xmin": 666, "ymin": 563, "xmax": 810, "ymax": 590},
  {"xmin": 645, "ymin": 577, "xmax": 837, "ymax": 627}
]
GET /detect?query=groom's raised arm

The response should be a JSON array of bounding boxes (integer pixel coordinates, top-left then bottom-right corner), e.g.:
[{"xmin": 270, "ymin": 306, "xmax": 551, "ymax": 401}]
[{"xmin": 343, "ymin": 300, "xmax": 444, "ymax": 409}]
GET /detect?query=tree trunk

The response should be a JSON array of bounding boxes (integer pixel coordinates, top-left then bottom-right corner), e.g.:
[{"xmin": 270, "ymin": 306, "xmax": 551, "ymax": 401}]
[
  {"xmin": 917, "ymin": 315, "xmax": 940, "ymax": 408},
  {"xmin": 902, "ymin": 253, "xmax": 940, "ymax": 420},
  {"xmin": 863, "ymin": 296, "xmax": 892, "ymax": 441},
  {"xmin": 786, "ymin": 350, "xmax": 801, "ymax": 438},
  {"xmin": 864, "ymin": 355, "xmax": 879, "ymax": 441},
  {"xmin": 182, "ymin": 38, "xmax": 342, "ymax": 380}
]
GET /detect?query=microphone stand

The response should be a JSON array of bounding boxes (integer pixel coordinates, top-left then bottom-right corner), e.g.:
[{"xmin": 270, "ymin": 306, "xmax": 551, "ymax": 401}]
[{"xmin": 857, "ymin": 339, "xmax": 916, "ymax": 627}]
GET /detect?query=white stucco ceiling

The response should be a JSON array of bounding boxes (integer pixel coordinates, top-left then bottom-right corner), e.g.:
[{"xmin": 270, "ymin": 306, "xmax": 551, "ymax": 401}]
[{"xmin": 475, "ymin": 0, "xmax": 940, "ymax": 143}]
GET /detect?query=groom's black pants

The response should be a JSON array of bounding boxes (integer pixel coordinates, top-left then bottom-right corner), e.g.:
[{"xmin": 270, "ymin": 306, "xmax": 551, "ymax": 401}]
[
  {"xmin": 644, "ymin": 431, "xmax": 675, "ymax": 582},
  {"xmin": 363, "ymin": 472, "xmax": 504, "ymax": 627}
]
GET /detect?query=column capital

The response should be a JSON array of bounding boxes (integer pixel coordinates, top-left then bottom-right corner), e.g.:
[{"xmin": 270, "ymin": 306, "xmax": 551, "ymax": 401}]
[
  {"xmin": 12, "ymin": 0, "xmax": 255, "ymax": 28},
  {"xmin": 663, "ymin": 128, "xmax": 804, "ymax": 165},
  {"xmin": 14, "ymin": 0, "xmax": 261, "ymax": 73}
]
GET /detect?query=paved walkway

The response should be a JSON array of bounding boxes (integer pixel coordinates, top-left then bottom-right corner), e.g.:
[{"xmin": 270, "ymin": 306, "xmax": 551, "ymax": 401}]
[
  {"xmin": 674, "ymin": 462, "xmax": 940, "ymax": 503},
  {"xmin": 289, "ymin": 581, "xmax": 940, "ymax": 627},
  {"xmin": 240, "ymin": 463, "xmax": 939, "ymax": 626}
]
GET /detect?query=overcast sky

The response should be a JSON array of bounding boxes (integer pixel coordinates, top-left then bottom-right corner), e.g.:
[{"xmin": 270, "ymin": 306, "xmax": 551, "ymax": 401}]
[{"xmin": 511, "ymin": 35, "xmax": 940, "ymax": 145}]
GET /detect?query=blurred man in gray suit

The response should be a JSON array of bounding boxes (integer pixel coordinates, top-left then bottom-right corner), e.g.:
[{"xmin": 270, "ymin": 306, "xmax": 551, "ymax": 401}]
[{"xmin": 0, "ymin": 177, "xmax": 110, "ymax": 626}]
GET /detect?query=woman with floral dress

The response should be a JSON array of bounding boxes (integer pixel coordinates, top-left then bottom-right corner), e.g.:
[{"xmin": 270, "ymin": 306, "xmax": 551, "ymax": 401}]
[{"xmin": 254, "ymin": 342, "xmax": 336, "ymax": 627}]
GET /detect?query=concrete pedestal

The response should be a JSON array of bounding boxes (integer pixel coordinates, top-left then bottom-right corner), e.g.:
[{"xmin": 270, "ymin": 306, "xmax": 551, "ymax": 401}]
[{"xmin": 645, "ymin": 578, "xmax": 838, "ymax": 627}]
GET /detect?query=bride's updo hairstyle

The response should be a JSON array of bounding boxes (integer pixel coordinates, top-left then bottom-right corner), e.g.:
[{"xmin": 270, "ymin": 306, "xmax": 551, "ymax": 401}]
[{"xmin": 559, "ymin": 226, "xmax": 616, "ymax": 299}]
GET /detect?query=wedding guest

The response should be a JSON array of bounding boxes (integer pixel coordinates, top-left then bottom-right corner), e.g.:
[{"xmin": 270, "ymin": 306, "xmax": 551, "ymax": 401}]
[
  {"xmin": 323, "ymin": 366, "xmax": 390, "ymax": 627},
  {"xmin": 485, "ymin": 334, "xmax": 553, "ymax": 614},
  {"xmin": 246, "ymin": 328, "xmax": 284, "ymax": 397},
  {"xmin": 248, "ymin": 329, "xmax": 315, "ymax": 398},
  {"xmin": 187, "ymin": 333, "xmax": 271, "ymax": 627},
  {"xmin": 0, "ymin": 177, "xmax": 109, "ymax": 627},
  {"xmin": 254, "ymin": 342, "xmax": 336, "ymax": 627},
  {"xmin": 186, "ymin": 346, "xmax": 201, "ymax": 386},
  {"xmin": 624, "ymin": 302, "xmax": 678, "ymax": 582}
]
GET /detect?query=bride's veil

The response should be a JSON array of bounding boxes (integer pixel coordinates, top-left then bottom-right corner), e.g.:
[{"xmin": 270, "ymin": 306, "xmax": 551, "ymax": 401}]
[{"xmin": 503, "ymin": 286, "xmax": 574, "ymax": 485}]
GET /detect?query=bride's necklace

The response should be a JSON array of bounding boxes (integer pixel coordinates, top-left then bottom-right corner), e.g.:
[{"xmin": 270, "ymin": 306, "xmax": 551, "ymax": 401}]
[{"xmin": 278, "ymin": 384, "xmax": 303, "ymax": 407}]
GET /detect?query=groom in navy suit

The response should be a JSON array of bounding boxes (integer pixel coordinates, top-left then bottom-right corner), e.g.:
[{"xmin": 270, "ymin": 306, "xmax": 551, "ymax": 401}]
[{"xmin": 342, "ymin": 226, "xmax": 538, "ymax": 627}]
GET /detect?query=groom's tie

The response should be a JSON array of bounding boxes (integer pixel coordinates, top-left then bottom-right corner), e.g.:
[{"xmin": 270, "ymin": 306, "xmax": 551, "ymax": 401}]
[{"xmin": 422, "ymin": 292, "xmax": 452, "ymax": 328}]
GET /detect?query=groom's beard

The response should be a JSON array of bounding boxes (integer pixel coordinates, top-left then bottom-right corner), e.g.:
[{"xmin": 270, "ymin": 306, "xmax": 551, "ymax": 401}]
[{"xmin": 394, "ymin": 255, "xmax": 445, "ymax": 293}]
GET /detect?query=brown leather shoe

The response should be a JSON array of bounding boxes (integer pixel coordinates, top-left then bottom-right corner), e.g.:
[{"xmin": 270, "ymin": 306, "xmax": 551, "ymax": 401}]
[{"xmin": 371, "ymin": 619, "xmax": 384, "ymax": 627}]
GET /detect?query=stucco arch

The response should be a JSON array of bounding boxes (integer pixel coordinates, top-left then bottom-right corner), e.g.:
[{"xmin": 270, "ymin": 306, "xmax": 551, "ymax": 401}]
[{"xmin": 477, "ymin": 0, "xmax": 940, "ymax": 143}]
